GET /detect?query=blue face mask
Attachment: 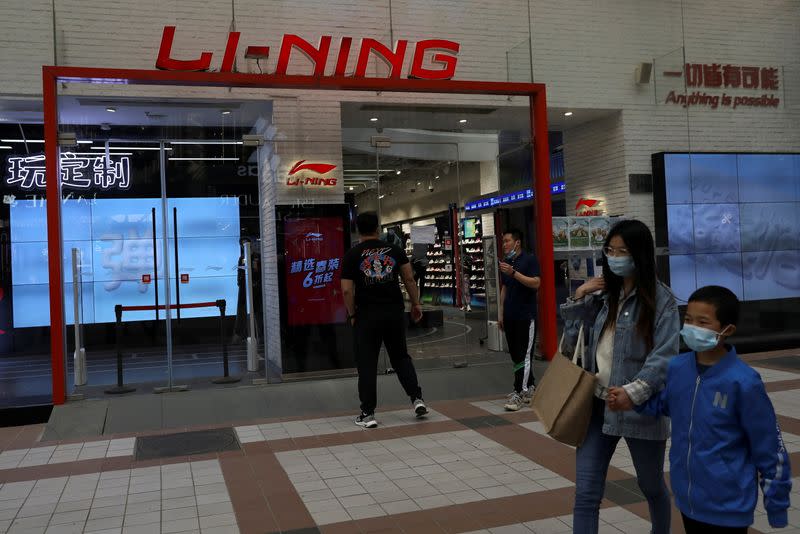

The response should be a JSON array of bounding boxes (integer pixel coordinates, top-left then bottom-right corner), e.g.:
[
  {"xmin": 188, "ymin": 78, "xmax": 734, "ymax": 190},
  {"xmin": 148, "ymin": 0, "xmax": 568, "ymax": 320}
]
[
  {"xmin": 606, "ymin": 256, "xmax": 636, "ymax": 277},
  {"xmin": 505, "ymin": 249, "xmax": 517, "ymax": 261},
  {"xmin": 681, "ymin": 324, "xmax": 723, "ymax": 352}
]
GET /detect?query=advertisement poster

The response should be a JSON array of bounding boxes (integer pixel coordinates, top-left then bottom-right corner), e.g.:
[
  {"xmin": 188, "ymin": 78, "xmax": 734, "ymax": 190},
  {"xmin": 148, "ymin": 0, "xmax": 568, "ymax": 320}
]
[
  {"xmin": 589, "ymin": 217, "xmax": 611, "ymax": 249},
  {"xmin": 552, "ymin": 217, "xmax": 569, "ymax": 249},
  {"xmin": 568, "ymin": 217, "xmax": 591, "ymax": 249},
  {"xmin": 285, "ymin": 217, "xmax": 346, "ymax": 326}
]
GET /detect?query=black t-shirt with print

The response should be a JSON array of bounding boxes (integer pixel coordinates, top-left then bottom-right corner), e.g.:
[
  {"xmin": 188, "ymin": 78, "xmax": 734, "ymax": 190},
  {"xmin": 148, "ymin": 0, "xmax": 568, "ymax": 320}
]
[{"xmin": 341, "ymin": 239, "xmax": 409, "ymax": 314}]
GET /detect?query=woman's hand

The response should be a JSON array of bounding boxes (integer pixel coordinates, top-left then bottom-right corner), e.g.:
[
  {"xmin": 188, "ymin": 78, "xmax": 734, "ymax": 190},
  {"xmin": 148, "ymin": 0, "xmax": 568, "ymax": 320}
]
[
  {"xmin": 606, "ymin": 386, "xmax": 634, "ymax": 411},
  {"xmin": 575, "ymin": 277, "xmax": 605, "ymax": 300}
]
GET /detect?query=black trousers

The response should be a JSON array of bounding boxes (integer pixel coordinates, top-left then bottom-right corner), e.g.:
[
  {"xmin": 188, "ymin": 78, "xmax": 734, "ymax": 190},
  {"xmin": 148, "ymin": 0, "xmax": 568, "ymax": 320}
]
[
  {"xmin": 682, "ymin": 514, "xmax": 748, "ymax": 533},
  {"xmin": 354, "ymin": 311, "xmax": 422, "ymax": 415},
  {"xmin": 504, "ymin": 318, "xmax": 536, "ymax": 393}
]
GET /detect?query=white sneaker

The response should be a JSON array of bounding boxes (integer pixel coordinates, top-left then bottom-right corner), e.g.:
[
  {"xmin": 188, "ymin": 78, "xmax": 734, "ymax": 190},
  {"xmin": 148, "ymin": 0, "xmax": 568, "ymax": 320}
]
[
  {"xmin": 355, "ymin": 413, "xmax": 378, "ymax": 428},
  {"xmin": 504, "ymin": 392, "xmax": 524, "ymax": 412},
  {"xmin": 413, "ymin": 398, "xmax": 428, "ymax": 418},
  {"xmin": 522, "ymin": 387, "xmax": 535, "ymax": 405}
]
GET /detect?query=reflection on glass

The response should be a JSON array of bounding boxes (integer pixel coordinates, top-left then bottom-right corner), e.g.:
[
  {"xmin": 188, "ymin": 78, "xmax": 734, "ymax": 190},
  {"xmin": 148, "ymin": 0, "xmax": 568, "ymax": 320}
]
[
  {"xmin": 668, "ymin": 255, "xmax": 697, "ymax": 303},
  {"xmin": 740, "ymin": 203, "xmax": 800, "ymax": 252},
  {"xmin": 690, "ymin": 154, "xmax": 738, "ymax": 204},
  {"xmin": 737, "ymin": 154, "xmax": 799, "ymax": 203},
  {"xmin": 665, "ymin": 153, "xmax": 691, "ymax": 204},
  {"xmin": 695, "ymin": 254, "xmax": 744, "ymax": 300},
  {"xmin": 743, "ymin": 250, "xmax": 800, "ymax": 300},
  {"xmin": 667, "ymin": 204, "xmax": 694, "ymax": 253},
  {"xmin": 692, "ymin": 204, "xmax": 741, "ymax": 253}
]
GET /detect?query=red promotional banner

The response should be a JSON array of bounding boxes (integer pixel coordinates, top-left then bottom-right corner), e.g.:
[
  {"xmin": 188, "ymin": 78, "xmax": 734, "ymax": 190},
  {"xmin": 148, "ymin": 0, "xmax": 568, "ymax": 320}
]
[{"xmin": 285, "ymin": 217, "xmax": 347, "ymax": 326}]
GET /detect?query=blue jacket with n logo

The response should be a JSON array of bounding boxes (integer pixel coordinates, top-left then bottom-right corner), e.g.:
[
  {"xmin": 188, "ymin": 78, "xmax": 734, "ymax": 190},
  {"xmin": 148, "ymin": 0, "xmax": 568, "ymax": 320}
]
[{"xmin": 637, "ymin": 346, "xmax": 792, "ymax": 528}]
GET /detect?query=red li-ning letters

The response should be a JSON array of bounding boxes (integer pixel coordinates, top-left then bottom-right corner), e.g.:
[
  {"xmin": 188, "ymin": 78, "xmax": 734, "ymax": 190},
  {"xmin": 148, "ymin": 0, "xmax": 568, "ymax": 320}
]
[{"xmin": 156, "ymin": 27, "xmax": 461, "ymax": 80}]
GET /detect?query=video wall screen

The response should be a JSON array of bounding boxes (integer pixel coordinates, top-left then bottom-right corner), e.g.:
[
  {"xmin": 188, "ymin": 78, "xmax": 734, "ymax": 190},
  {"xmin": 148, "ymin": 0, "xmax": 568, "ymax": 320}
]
[
  {"xmin": 655, "ymin": 153, "xmax": 800, "ymax": 303},
  {"xmin": 10, "ymin": 197, "xmax": 241, "ymax": 327}
]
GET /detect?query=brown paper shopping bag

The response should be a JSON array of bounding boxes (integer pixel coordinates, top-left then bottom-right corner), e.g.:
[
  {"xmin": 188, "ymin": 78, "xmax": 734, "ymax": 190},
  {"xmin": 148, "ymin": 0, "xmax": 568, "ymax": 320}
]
[{"xmin": 532, "ymin": 324, "xmax": 596, "ymax": 447}]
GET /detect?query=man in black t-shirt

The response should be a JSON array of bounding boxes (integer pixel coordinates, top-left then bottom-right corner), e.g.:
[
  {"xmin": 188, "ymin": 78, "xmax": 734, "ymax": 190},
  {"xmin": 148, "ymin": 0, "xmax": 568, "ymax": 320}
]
[
  {"xmin": 341, "ymin": 212, "xmax": 427, "ymax": 428},
  {"xmin": 499, "ymin": 228, "xmax": 541, "ymax": 411}
]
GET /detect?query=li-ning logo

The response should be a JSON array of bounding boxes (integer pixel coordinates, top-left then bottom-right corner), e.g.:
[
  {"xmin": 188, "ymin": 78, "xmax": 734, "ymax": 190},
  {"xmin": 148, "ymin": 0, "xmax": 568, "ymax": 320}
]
[
  {"xmin": 713, "ymin": 391, "xmax": 729, "ymax": 410},
  {"xmin": 287, "ymin": 161, "xmax": 338, "ymax": 187},
  {"xmin": 305, "ymin": 232, "xmax": 324, "ymax": 242},
  {"xmin": 155, "ymin": 26, "xmax": 460, "ymax": 80},
  {"xmin": 576, "ymin": 198, "xmax": 602, "ymax": 216}
]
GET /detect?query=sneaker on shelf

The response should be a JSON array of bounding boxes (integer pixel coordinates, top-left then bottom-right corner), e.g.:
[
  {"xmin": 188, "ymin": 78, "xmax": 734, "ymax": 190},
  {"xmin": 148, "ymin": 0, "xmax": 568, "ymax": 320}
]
[
  {"xmin": 504, "ymin": 392, "xmax": 524, "ymax": 412},
  {"xmin": 355, "ymin": 412, "xmax": 378, "ymax": 428},
  {"xmin": 413, "ymin": 398, "xmax": 428, "ymax": 418}
]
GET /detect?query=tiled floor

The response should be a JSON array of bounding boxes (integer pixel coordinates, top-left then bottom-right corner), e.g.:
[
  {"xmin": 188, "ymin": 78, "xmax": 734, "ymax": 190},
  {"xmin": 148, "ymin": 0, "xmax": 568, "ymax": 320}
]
[
  {"xmin": 234, "ymin": 409, "xmax": 449, "ymax": 443},
  {"xmin": 462, "ymin": 506, "xmax": 651, "ymax": 533},
  {"xmin": 769, "ymin": 389, "xmax": 800, "ymax": 419},
  {"xmin": 470, "ymin": 399, "xmax": 533, "ymax": 416},
  {"xmin": 276, "ymin": 430, "xmax": 572, "ymax": 525},
  {"xmin": 0, "ymin": 460, "xmax": 236, "ymax": 534},
  {"xmin": 0, "ymin": 440, "xmax": 135, "ymax": 470},
  {"xmin": 1, "ymin": 351, "xmax": 798, "ymax": 534}
]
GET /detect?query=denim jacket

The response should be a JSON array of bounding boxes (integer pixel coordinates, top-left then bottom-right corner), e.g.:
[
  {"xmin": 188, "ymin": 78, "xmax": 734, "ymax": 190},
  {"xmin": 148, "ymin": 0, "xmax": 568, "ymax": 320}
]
[{"xmin": 560, "ymin": 282, "xmax": 680, "ymax": 440}]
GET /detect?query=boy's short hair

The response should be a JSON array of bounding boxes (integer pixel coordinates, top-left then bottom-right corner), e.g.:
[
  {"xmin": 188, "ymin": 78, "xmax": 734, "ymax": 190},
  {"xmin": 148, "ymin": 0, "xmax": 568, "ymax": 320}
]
[{"xmin": 688, "ymin": 285, "xmax": 740, "ymax": 327}]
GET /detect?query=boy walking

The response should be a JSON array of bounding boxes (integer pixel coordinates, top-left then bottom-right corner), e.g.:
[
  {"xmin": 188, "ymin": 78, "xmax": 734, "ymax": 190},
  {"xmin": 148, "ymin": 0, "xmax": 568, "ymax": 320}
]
[{"xmin": 608, "ymin": 286, "xmax": 792, "ymax": 533}]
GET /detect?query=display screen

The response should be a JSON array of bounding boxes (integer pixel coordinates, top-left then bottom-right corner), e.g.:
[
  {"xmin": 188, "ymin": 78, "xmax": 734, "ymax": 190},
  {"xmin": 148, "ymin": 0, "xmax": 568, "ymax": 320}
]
[
  {"xmin": 284, "ymin": 217, "xmax": 347, "ymax": 326},
  {"xmin": 463, "ymin": 218, "xmax": 478, "ymax": 239},
  {"xmin": 10, "ymin": 197, "xmax": 241, "ymax": 327},
  {"xmin": 661, "ymin": 153, "xmax": 800, "ymax": 303}
]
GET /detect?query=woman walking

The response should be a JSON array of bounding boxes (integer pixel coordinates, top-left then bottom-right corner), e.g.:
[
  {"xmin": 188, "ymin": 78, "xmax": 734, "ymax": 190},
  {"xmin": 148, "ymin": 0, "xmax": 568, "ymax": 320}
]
[{"xmin": 561, "ymin": 219, "xmax": 680, "ymax": 533}]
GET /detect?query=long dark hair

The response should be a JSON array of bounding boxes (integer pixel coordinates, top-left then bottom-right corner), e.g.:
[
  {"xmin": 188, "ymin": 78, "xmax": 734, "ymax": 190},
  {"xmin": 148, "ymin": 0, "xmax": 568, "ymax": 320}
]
[{"xmin": 602, "ymin": 219, "xmax": 658, "ymax": 351}]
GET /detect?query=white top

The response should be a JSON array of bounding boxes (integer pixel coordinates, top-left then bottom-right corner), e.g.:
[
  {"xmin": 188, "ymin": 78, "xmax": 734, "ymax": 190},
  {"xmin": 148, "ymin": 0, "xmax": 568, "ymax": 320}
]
[{"xmin": 595, "ymin": 326, "xmax": 614, "ymax": 397}]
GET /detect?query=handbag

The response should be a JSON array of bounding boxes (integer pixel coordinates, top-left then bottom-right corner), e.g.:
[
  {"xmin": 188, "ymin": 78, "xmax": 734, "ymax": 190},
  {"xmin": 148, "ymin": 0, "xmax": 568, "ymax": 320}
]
[{"xmin": 531, "ymin": 324, "xmax": 597, "ymax": 447}]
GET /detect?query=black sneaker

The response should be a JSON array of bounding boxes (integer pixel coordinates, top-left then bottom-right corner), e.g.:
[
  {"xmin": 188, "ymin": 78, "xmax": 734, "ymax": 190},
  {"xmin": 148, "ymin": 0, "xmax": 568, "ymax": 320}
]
[
  {"xmin": 355, "ymin": 413, "xmax": 377, "ymax": 428},
  {"xmin": 413, "ymin": 398, "xmax": 428, "ymax": 418}
]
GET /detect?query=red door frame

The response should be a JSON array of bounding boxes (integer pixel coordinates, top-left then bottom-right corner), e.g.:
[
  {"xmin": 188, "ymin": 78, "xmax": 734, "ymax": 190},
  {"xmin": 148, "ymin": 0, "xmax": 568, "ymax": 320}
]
[{"xmin": 42, "ymin": 66, "xmax": 555, "ymax": 405}]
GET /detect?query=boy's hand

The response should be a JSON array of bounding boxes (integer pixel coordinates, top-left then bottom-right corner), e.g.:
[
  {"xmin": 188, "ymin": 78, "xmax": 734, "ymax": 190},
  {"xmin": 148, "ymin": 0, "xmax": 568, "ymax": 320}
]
[{"xmin": 607, "ymin": 387, "xmax": 634, "ymax": 411}]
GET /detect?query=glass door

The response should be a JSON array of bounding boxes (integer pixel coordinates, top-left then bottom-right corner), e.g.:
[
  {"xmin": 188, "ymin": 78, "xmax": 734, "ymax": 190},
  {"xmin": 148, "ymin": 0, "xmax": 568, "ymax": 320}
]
[
  {"xmin": 55, "ymin": 96, "xmax": 271, "ymax": 396},
  {"xmin": 163, "ymin": 138, "xmax": 264, "ymax": 386},
  {"xmin": 55, "ymin": 134, "xmax": 172, "ymax": 395}
]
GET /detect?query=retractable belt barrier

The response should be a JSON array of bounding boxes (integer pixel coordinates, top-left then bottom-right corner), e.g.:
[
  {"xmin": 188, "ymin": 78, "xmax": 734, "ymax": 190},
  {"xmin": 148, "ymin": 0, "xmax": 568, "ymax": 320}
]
[{"xmin": 107, "ymin": 299, "xmax": 236, "ymax": 395}]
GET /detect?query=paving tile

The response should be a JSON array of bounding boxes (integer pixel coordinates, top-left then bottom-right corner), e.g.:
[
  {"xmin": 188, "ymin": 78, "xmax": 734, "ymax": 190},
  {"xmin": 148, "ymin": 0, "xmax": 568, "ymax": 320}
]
[{"xmin": 84, "ymin": 516, "xmax": 125, "ymax": 532}]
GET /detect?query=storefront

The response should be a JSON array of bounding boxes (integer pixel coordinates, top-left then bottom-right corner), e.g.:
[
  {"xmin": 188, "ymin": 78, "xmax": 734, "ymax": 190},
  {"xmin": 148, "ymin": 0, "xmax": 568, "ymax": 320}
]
[{"xmin": 0, "ymin": 0, "xmax": 798, "ymax": 408}]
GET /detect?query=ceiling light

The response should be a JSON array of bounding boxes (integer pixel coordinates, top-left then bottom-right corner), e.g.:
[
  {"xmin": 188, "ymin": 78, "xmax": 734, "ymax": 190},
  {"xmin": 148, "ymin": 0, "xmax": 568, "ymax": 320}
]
[
  {"xmin": 370, "ymin": 117, "xmax": 378, "ymax": 122},
  {"xmin": 77, "ymin": 140, "xmax": 93, "ymax": 144},
  {"xmin": 416, "ymin": 182, "xmax": 421, "ymax": 186},
  {"xmin": 459, "ymin": 119, "xmax": 467, "ymax": 124},
  {"xmin": 221, "ymin": 110, "xmax": 232, "ymax": 115},
  {"xmin": 349, "ymin": 186, "xmax": 354, "ymax": 191},
  {"xmin": 378, "ymin": 194, "xmax": 385, "ymax": 199},
  {"xmin": 1, "ymin": 139, "xmax": 44, "ymax": 143},
  {"xmin": 435, "ymin": 175, "xmax": 440, "ymax": 179},
  {"xmin": 91, "ymin": 146, "xmax": 169, "ymax": 151},
  {"xmin": 169, "ymin": 157, "xmax": 239, "ymax": 161},
  {"xmin": 396, "ymin": 170, "xmax": 401, "ymax": 175},
  {"xmin": 0, "ymin": 146, "xmax": 12, "ymax": 150},
  {"xmin": 564, "ymin": 111, "xmax": 573, "ymax": 117},
  {"xmin": 169, "ymin": 141, "xmax": 243, "ymax": 145},
  {"xmin": 106, "ymin": 107, "xmax": 116, "ymax": 113}
]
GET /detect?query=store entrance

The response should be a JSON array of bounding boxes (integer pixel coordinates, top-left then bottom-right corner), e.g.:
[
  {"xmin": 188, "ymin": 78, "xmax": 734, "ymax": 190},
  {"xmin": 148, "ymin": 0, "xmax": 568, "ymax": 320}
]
[
  {"xmin": 53, "ymin": 98, "xmax": 269, "ymax": 396},
  {"xmin": 346, "ymin": 138, "xmax": 499, "ymax": 371}
]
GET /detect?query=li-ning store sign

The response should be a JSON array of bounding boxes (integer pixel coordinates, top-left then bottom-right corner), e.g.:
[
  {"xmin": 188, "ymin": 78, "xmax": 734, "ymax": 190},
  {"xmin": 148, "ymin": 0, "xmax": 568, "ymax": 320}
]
[
  {"xmin": 286, "ymin": 161, "xmax": 338, "ymax": 187},
  {"xmin": 5, "ymin": 152, "xmax": 131, "ymax": 191},
  {"xmin": 662, "ymin": 63, "xmax": 781, "ymax": 110},
  {"xmin": 156, "ymin": 26, "xmax": 460, "ymax": 80}
]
